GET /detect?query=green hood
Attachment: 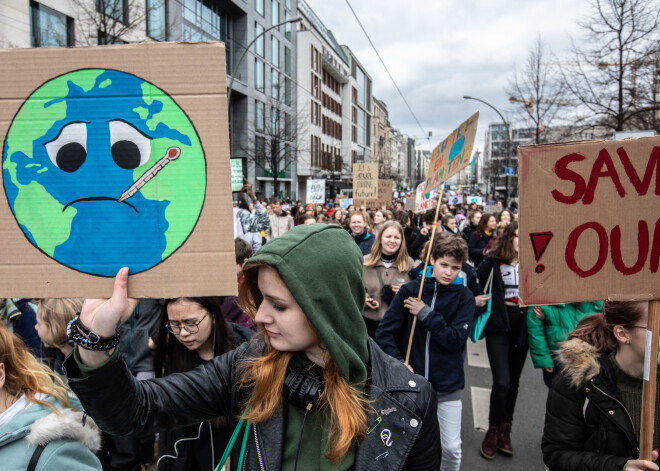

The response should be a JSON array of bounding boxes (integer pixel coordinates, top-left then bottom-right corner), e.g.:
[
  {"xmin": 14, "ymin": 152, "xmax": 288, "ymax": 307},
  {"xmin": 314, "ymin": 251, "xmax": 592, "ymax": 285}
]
[{"xmin": 247, "ymin": 224, "xmax": 369, "ymax": 385}]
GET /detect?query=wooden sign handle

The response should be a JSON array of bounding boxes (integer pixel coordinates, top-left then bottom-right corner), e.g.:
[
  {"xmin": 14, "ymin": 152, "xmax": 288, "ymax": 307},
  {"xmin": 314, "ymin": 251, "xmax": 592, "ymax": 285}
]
[
  {"xmin": 404, "ymin": 191, "xmax": 443, "ymax": 365},
  {"xmin": 640, "ymin": 300, "xmax": 660, "ymax": 460}
]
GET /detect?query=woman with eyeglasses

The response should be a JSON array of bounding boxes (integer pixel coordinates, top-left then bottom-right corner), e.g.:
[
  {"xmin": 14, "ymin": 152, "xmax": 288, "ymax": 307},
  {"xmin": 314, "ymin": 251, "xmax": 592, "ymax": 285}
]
[
  {"xmin": 152, "ymin": 297, "xmax": 254, "ymax": 471},
  {"xmin": 64, "ymin": 225, "xmax": 440, "ymax": 470},
  {"xmin": 543, "ymin": 301, "xmax": 660, "ymax": 471}
]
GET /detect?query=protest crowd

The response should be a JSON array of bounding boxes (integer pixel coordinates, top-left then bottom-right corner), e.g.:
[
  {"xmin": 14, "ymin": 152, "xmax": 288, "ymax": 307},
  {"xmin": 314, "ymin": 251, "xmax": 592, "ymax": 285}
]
[{"xmin": 1, "ymin": 184, "xmax": 659, "ymax": 471}]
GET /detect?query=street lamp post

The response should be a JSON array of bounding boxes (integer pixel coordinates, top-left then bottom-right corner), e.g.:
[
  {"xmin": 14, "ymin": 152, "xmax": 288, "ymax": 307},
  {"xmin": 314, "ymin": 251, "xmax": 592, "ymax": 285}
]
[
  {"xmin": 227, "ymin": 17, "xmax": 302, "ymax": 109},
  {"xmin": 463, "ymin": 95, "xmax": 514, "ymax": 204}
]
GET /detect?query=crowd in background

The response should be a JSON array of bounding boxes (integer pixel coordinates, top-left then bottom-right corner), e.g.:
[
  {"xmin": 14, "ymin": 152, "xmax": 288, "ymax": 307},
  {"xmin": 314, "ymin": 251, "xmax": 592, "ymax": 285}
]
[{"xmin": 1, "ymin": 187, "xmax": 657, "ymax": 471}]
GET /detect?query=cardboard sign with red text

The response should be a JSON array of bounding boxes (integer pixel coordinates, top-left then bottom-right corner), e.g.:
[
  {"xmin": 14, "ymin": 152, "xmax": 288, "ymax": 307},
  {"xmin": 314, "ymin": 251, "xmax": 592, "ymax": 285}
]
[
  {"xmin": 519, "ymin": 136, "xmax": 660, "ymax": 305},
  {"xmin": 415, "ymin": 182, "xmax": 438, "ymax": 213}
]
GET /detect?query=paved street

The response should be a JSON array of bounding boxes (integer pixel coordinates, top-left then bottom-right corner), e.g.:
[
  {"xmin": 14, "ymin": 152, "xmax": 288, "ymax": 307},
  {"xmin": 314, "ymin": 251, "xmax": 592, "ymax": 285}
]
[{"xmin": 460, "ymin": 339, "xmax": 547, "ymax": 470}]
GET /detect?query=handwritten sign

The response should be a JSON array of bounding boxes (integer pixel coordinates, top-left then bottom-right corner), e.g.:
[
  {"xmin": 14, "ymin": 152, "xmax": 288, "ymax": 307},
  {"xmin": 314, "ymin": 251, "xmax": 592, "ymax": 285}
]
[
  {"xmin": 339, "ymin": 198, "xmax": 353, "ymax": 208},
  {"xmin": 306, "ymin": 179, "xmax": 326, "ymax": 204},
  {"xmin": 425, "ymin": 112, "xmax": 479, "ymax": 191},
  {"xmin": 353, "ymin": 163, "xmax": 378, "ymax": 199},
  {"xmin": 415, "ymin": 182, "xmax": 438, "ymax": 214},
  {"xmin": 519, "ymin": 136, "xmax": 660, "ymax": 305},
  {"xmin": 230, "ymin": 159, "xmax": 243, "ymax": 191}
]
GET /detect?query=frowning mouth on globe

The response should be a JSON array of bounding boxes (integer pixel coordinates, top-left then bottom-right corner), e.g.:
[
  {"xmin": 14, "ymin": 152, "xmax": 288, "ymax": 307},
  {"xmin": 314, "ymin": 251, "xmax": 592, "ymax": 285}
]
[{"xmin": 63, "ymin": 197, "xmax": 138, "ymax": 213}]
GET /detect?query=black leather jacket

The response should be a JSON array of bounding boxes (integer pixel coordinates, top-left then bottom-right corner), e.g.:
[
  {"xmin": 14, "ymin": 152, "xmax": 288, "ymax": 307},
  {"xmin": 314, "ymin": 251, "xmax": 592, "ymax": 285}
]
[{"xmin": 65, "ymin": 338, "xmax": 440, "ymax": 470}]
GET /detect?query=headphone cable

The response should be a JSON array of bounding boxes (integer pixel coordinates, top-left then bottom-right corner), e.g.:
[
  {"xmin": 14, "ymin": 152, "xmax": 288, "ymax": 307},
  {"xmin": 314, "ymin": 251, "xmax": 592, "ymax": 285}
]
[{"xmin": 293, "ymin": 402, "xmax": 313, "ymax": 471}]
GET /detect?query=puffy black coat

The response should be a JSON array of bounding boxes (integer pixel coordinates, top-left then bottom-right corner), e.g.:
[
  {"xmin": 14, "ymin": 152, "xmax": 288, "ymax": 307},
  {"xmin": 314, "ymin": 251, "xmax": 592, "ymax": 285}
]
[
  {"xmin": 542, "ymin": 338, "xmax": 641, "ymax": 470},
  {"xmin": 65, "ymin": 339, "xmax": 440, "ymax": 471}
]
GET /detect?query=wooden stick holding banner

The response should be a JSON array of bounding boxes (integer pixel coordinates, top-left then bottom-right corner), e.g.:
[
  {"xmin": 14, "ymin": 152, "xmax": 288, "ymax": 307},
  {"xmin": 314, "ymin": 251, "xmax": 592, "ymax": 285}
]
[
  {"xmin": 640, "ymin": 300, "xmax": 660, "ymax": 460},
  {"xmin": 403, "ymin": 112, "xmax": 478, "ymax": 366},
  {"xmin": 405, "ymin": 190, "xmax": 443, "ymax": 365}
]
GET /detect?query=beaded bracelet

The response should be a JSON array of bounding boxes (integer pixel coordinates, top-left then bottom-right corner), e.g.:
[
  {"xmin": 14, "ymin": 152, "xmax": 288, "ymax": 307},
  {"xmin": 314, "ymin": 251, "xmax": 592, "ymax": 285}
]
[{"xmin": 67, "ymin": 317, "xmax": 120, "ymax": 351}]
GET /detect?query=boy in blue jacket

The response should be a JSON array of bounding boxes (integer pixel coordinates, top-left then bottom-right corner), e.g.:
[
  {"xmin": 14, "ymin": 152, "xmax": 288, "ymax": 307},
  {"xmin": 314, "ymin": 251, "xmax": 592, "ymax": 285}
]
[{"xmin": 376, "ymin": 232, "xmax": 476, "ymax": 471}]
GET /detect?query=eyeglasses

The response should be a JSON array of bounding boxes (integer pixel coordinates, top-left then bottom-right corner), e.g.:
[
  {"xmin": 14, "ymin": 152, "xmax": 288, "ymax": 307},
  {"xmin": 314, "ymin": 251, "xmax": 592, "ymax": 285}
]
[{"xmin": 165, "ymin": 314, "xmax": 208, "ymax": 335}]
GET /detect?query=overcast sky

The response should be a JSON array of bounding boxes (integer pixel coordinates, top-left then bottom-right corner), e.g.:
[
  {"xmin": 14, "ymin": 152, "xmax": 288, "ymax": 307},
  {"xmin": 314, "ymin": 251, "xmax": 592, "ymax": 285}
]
[{"xmin": 304, "ymin": 0, "xmax": 594, "ymax": 152}]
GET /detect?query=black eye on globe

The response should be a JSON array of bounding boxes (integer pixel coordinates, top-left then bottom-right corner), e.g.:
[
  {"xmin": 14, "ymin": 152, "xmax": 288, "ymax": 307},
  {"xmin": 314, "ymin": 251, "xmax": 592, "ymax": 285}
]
[
  {"xmin": 56, "ymin": 142, "xmax": 87, "ymax": 173},
  {"xmin": 112, "ymin": 140, "xmax": 142, "ymax": 169}
]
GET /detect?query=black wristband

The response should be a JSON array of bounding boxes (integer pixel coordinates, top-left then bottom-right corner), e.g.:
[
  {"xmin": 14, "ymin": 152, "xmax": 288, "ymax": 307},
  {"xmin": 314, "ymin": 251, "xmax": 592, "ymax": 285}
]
[{"xmin": 67, "ymin": 317, "xmax": 120, "ymax": 351}]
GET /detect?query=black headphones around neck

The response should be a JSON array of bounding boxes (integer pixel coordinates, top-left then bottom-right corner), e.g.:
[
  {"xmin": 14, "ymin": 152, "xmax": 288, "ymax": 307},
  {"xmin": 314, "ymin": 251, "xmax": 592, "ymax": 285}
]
[{"xmin": 283, "ymin": 367, "xmax": 324, "ymax": 409}]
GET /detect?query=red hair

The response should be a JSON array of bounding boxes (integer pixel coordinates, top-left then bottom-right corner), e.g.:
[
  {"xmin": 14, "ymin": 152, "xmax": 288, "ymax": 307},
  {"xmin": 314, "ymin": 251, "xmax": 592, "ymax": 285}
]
[{"xmin": 238, "ymin": 263, "xmax": 369, "ymax": 462}]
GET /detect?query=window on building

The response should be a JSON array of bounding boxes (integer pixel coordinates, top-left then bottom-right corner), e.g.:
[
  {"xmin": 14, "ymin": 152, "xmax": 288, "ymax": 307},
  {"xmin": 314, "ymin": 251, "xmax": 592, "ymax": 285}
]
[
  {"xmin": 284, "ymin": 47, "xmax": 291, "ymax": 76},
  {"xmin": 30, "ymin": 1, "xmax": 74, "ymax": 47},
  {"xmin": 255, "ymin": 0, "xmax": 264, "ymax": 16},
  {"xmin": 271, "ymin": 107, "xmax": 279, "ymax": 133},
  {"xmin": 284, "ymin": 0, "xmax": 290, "ymax": 9},
  {"xmin": 255, "ymin": 136, "xmax": 266, "ymax": 168},
  {"xmin": 284, "ymin": 10, "xmax": 291, "ymax": 41},
  {"xmin": 284, "ymin": 78, "xmax": 291, "ymax": 105},
  {"xmin": 96, "ymin": 0, "xmax": 128, "ymax": 23},
  {"xmin": 146, "ymin": 0, "xmax": 166, "ymax": 41},
  {"xmin": 255, "ymin": 59, "xmax": 265, "ymax": 92},
  {"xmin": 254, "ymin": 22, "xmax": 264, "ymax": 57},
  {"xmin": 356, "ymin": 66, "xmax": 366, "ymax": 107},
  {"xmin": 182, "ymin": 0, "xmax": 227, "ymax": 42},
  {"xmin": 98, "ymin": 30, "xmax": 127, "ymax": 44},
  {"xmin": 270, "ymin": 0, "xmax": 279, "ymax": 27},
  {"xmin": 284, "ymin": 112, "xmax": 291, "ymax": 136},
  {"xmin": 270, "ymin": 69, "xmax": 279, "ymax": 99},
  {"xmin": 271, "ymin": 36, "xmax": 279, "ymax": 67},
  {"xmin": 255, "ymin": 100, "xmax": 265, "ymax": 132}
]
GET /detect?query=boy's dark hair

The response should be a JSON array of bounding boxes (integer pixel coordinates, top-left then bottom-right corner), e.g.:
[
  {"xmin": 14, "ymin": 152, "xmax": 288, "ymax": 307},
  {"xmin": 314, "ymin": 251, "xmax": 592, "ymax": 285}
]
[
  {"xmin": 393, "ymin": 209, "xmax": 410, "ymax": 227},
  {"xmin": 441, "ymin": 214, "xmax": 456, "ymax": 225},
  {"xmin": 430, "ymin": 232, "xmax": 468, "ymax": 264},
  {"xmin": 234, "ymin": 237, "xmax": 253, "ymax": 265},
  {"xmin": 299, "ymin": 213, "xmax": 316, "ymax": 224},
  {"xmin": 422, "ymin": 210, "xmax": 437, "ymax": 225}
]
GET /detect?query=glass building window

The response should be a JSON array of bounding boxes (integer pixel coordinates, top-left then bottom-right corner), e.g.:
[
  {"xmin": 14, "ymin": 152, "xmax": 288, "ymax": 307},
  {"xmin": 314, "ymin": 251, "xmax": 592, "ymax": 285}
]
[
  {"xmin": 255, "ymin": 0, "xmax": 264, "ymax": 16},
  {"xmin": 357, "ymin": 109, "xmax": 365, "ymax": 145},
  {"xmin": 271, "ymin": 107, "xmax": 279, "ymax": 133},
  {"xmin": 284, "ymin": 10, "xmax": 291, "ymax": 41},
  {"xmin": 270, "ymin": 36, "xmax": 279, "ymax": 67},
  {"xmin": 146, "ymin": 0, "xmax": 166, "ymax": 41},
  {"xmin": 284, "ymin": 46, "xmax": 291, "ymax": 76},
  {"xmin": 97, "ymin": 0, "xmax": 128, "ymax": 23},
  {"xmin": 270, "ymin": 0, "xmax": 279, "ymax": 27},
  {"xmin": 356, "ymin": 66, "xmax": 366, "ymax": 107},
  {"xmin": 255, "ymin": 100, "xmax": 265, "ymax": 132},
  {"xmin": 254, "ymin": 22, "xmax": 264, "ymax": 57},
  {"xmin": 30, "ymin": 1, "xmax": 74, "ymax": 47},
  {"xmin": 255, "ymin": 59, "xmax": 265, "ymax": 92},
  {"xmin": 270, "ymin": 69, "xmax": 279, "ymax": 99},
  {"xmin": 284, "ymin": 0, "xmax": 290, "ymax": 9},
  {"xmin": 255, "ymin": 136, "xmax": 266, "ymax": 168},
  {"xmin": 284, "ymin": 78, "xmax": 291, "ymax": 105},
  {"xmin": 182, "ymin": 0, "xmax": 227, "ymax": 42}
]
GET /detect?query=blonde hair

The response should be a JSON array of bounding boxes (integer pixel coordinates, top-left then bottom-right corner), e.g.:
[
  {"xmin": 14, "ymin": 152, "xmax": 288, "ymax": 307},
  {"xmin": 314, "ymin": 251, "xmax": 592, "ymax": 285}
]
[
  {"xmin": 238, "ymin": 263, "xmax": 369, "ymax": 463},
  {"xmin": 0, "ymin": 323, "xmax": 71, "ymax": 413},
  {"xmin": 364, "ymin": 221, "xmax": 411, "ymax": 272},
  {"xmin": 37, "ymin": 298, "xmax": 83, "ymax": 345}
]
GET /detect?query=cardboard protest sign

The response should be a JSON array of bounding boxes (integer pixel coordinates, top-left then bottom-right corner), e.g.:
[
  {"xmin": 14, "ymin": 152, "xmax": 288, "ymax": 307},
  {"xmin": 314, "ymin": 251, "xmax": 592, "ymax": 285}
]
[
  {"xmin": 353, "ymin": 163, "xmax": 378, "ymax": 199},
  {"xmin": 306, "ymin": 179, "xmax": 326, "ymax": 204},
  {"xmin": 0, "ymin": 42, "xmax": 235, "ymax": 298},
  {"xmin": 230, "ymin": 159, "xmax": 243, "ymax": 191},
  {"xmin": 354, "ymin": 179, "xmax": 393, "ymax": 209},
  {"xmin": 415, "ymin": 182, "xmax": 438, "ymax": 213},
  {"xmin": 424, "ymin": 112, "xmax": 479, "ymax": 191},
  {"xmin": 467, "ymin": 195, "xmax": 483, "ymax": 206},
  {"xmin": 519, "ymin": 136, "xmax": 660, "ymax": 305}
]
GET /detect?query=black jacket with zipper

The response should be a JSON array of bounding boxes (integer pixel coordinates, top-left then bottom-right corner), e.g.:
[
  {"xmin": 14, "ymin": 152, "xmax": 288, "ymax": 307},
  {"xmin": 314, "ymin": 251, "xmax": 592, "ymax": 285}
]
[
  {"xmin": 542, "ymin": 338, "xmax": 642, "ymax": 471},
  {"xmin": 65, "ymin": 338, "xmax": 440, "ymax": 470}
]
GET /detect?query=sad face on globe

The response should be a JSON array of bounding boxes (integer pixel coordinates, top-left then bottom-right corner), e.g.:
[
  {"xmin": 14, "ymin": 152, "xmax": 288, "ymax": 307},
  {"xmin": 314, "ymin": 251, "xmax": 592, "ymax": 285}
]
[{"xmin": 2, "ymin": 69, "xmax": 206, "ymax": 276}]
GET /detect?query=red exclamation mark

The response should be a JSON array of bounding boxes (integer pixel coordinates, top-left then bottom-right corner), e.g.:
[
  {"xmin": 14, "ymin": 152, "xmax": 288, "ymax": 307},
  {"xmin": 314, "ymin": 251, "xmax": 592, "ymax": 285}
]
[{"xmin": 530, "ymin": 232, "xmax": 553, "ymax": 274}]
